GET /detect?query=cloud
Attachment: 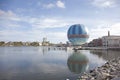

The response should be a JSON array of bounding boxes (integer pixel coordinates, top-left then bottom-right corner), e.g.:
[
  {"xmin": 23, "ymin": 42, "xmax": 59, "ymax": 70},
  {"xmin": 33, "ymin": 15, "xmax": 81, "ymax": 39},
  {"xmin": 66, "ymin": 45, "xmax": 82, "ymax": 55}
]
[
  {"xmin": 0, "ymin": 9, "xmax": 68, "ymax": 42},
  {"xmin": 16, "ymin": 16, "xmax": 120, "ymax": 42},
  {"xmin": 0, "ymin": 10, "xmax": 68, "ymax": 30},
  {"xmin": 0, "ymin": 9, "xmax": 20, "ymax": 21},
  {"xmin": 0, "ymin": 29, "xmax": 44, "ymax": 41},
  {"xmin": 16, "ymin": 8, "xmax": 27, "ymax": 13},
  {"xmin": 0, "ymin": 22, "xmax": 20, "ymax": 29},
  {"xmin": 46, "ymin": 32, "xmax": 67, "ymax": 43},
  {"xmin": 89, "ymin": 22, "xmax": 120, "ymax": 41},
  {"xmin": 56, "ymin": 1, "xmax": 65, "ymax": 8},
  {"xmin": 42, "ymin": 0, "xmax": 65, "ymax": 9},
  {"xmin": 92, "ymin": 0, "xmax": 116, "ymax": 8},
  {"xmin": 43, "ymin": 3, "xmax": 55, "ymax": 9},
  {"xmin": 0, "ymin": 9, "xmax": 119, "ymax": 43},
  {"xmin": 27, "ymin": 17, "xmax": 69, "ymax": 29},
  {"xmin": 0, "ymin": 12, "xmax": 68, "ymax": 42},
  {"xmin": 0, "ymin": 9, "xmax": 22, "ymax": 30},
  {"xmin": 109, "ymin": 23, "xmax": 120, "ymax": 35},
  {"xmin": 0, "ymin": 29, "xmax": 67, "ymax": 43}
]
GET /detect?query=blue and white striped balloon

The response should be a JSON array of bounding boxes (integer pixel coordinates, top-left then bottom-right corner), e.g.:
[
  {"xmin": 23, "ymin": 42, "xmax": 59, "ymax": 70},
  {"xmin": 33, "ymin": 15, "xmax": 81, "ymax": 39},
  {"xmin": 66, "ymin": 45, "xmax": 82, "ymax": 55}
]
[{"xmin": 67, "ymin": 24, "xmax": 89, "ymax": 46}]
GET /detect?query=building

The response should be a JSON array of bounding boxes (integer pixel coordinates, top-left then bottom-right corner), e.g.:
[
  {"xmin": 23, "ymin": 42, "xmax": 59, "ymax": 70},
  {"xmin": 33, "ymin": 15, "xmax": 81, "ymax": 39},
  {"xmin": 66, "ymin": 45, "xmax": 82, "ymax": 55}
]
[
  {"xmin": 66, "ymin": 41, "xmax": 72, "ymax": 47},
  {"xmin": 42, "ymin": 37, "xmax": 50, "ymax": 46},
  {"xmin": 86, "ymin": 38, "xmax": 102, "ymax": 47},
  {"xmin": 102, "ymin": 36, "xmax": 120, "ymax": 47},
  {"xmin": 102, "ymin": 31, "xmax": 120, "ymax": 49}
]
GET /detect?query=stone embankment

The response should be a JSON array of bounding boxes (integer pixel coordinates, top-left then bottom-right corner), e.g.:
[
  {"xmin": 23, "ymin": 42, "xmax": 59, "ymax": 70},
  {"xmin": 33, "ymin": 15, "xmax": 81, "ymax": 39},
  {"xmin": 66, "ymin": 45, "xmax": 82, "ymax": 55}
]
[{"xmin": 78, "ymin": 57, "xmax": 120, "ymax": 80}]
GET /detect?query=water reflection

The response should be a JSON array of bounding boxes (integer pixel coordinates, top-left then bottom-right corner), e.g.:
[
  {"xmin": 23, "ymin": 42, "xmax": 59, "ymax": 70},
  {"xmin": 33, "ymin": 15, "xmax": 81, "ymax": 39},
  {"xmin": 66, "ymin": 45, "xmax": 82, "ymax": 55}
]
[
  {"xmin": 0, "ymin": 47, "xmax": 120, "ymax": 80},
  {"xmin": 90, "ymin": 50, "xmax": 120, "ymax": 61},
  {"xmin": 0, "ymin": 47, "xmax": 72, "ymax": 80},
  {"xmin": 41, "ymin": 46, "xmax": 67, "ymax": 54},
  {"xmin": 67, "ymin": 51, "xmax": 89, "ymax": 74}
]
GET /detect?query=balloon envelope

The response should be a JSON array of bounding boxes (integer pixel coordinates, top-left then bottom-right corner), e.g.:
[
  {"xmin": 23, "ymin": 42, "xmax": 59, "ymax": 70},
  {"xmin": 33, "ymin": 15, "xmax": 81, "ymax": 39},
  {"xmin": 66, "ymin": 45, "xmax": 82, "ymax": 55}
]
[{"xmin": 67, "ymin": 24, "xmax": 89, "ymax": 46}]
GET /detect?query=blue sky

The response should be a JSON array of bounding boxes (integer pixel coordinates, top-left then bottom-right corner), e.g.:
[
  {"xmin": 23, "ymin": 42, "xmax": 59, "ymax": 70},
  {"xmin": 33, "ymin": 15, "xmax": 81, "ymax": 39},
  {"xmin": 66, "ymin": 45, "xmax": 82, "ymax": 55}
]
[{"xmin": 0, "ymin": 0, "xmax": 120, "ymax": 43}]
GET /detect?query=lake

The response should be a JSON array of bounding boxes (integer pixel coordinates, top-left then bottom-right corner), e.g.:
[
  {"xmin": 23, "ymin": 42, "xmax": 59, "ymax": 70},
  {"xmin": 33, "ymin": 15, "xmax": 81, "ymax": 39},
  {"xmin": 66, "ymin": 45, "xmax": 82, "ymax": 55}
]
[{"xmin": 0, "ymin": 47, "xmax": 120, "ymax": 80}]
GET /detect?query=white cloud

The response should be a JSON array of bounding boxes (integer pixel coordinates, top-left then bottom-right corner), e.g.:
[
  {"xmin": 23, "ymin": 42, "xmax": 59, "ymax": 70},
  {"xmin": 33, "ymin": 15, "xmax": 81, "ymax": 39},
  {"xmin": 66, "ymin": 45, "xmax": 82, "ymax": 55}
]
[
  {"xmin": 0, "ymin": 29, "xmax": 67, "ymax": 43},
  {"xmin": 109, "ymin": 23, "xmax": 120, "ymax": 35},
  {"xmin": 16, "ymin": 8, "xmax": 27, "ymax": 13},
  {"xmin": 0, "ymin": 9, "xmax": 120, "ymax": 43},
  {"xmin": 1, "ymin": 22, "xmax": 20, "ymax": 29},
  {"xmin": 89, "ymin": 27, "xmax": 108, "ymax": 41},
  {"xmin": 25, "ymin": 17, "xmax": 120, "ymax": 42},
  {"xmin": 1, "ymin": 15, "xmax": 120, "ymax": 43},
  {"xmin": 0, "ymin": 29, "xmax": 44, "ymax": 41},
  {"xmin": 42, "ymin": 0, "xmax": 65, "ymax": 9},
  {"xmin": 30, "ymin": 18, "xmax": 69, "ymax": 29},
  {"xmin": 0, "ymin": 9, "xmax": 20, "ymax": 21},
  {"xmin": 0, "ymin": 9, "xmax": 68, "ymax": 42},
  {"xmin": 43, "ymin": 3, "xmax": 55, "ymax": 9},
  {"xmin": 46, "ymin": 32, "xmax": 67, "ymax": 43},
  {"xmin": 89, "ymin": 22, "xmax": 120, "ymax": 41},
  {"xmin": 56, "ymin": 1, "xmax": 65, "ymax": 8},
  {"xmin": 92, "ymin": 0, "xmax": 116, "ymax": 8},
  {"xmin": 0, "ymin": 9, "xmax": 22, "ymax": 30},
  {"xmin": 43, "ymin": 18, "xmax": 58, "ymax": 23}
]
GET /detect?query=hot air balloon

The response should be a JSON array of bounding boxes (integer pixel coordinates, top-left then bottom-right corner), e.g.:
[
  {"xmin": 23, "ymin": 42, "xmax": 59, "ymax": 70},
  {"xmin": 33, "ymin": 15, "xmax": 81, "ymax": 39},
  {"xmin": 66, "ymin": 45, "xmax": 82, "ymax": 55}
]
[{"xmin": 67, "ymin": 24, "xmax": 89, "ymax": 46}]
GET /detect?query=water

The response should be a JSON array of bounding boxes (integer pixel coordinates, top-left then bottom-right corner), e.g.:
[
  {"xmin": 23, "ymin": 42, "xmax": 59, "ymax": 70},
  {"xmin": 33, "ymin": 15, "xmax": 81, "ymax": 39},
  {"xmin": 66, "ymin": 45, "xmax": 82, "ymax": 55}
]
[{"xmin": 0, "ymin": 47, "xmax": 120, "ymax": 80}]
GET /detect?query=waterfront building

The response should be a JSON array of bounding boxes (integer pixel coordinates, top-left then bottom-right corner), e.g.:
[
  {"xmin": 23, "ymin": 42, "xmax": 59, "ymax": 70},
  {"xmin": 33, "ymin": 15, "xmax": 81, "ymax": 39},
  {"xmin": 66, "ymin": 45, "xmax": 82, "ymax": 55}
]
[
  {"xmin": 82, "ymin": 31, "xmax": 120, "ymax": 50},
  {"xmin": 87, "ymin": 38, "xmax": 102, "ymax": 47},
  {"xmin": 42, "ymin": 37, "xmax": 50, "ymax": 46},
  {"xmin": 102, "ymin": 31, "xmax": 120, "ymax": 49}
]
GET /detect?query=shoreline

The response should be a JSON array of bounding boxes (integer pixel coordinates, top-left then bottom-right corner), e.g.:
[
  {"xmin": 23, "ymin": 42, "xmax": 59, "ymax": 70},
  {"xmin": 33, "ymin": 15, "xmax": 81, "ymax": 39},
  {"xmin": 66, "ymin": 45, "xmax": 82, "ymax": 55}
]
[
  {"xmin": 78, "ymin": 57, "xmax": 120, "ymax": 80},
  {"xmin": 81, "ymin": 47, "xmax": 120, "ymax": 50}
]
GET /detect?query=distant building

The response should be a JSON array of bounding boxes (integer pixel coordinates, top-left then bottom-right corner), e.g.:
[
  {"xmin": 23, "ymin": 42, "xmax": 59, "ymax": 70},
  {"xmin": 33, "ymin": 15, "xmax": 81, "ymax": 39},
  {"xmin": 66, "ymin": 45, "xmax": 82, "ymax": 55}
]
[
  {"xmin": 39, "ymin": 42, "xmax": 42, "ymax": 46},
  {"xmin": 87, "ymin": 38, "xmax": 102, "ymax": 47},
  {"xmin": 22, "ymin": 42, "xmax": 30, "ymax": 46},
  {"xmin": 102, "ymin": 36, "xmax": 120, "ymax": 47},
  {"xmin": 43, "ymin": 37, "xmax": 47, "ymax": 42},
  {"xmin": 82, "ymin": 31, "xmax": 120, "ymax": 49},
  {"xmin": 102, "ymin": 31, "xmax": 120, "ymax": 48},
  {"xmin": 66, "ymin": 41, "xmax": 72, "ymax": 47},
  {"xmin": 81, "ymin": 43, "xmax": 88, "ymax": 47},
  {"xmin": 42, "ymin": 37, "xmax": 49, "ymax": 46}
]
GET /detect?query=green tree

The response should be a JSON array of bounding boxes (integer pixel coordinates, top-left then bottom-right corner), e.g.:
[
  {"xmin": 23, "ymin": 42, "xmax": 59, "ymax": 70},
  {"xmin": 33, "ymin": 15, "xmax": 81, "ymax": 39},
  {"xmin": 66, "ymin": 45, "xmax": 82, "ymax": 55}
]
[
  {"xmin": 13, "ymin": 42, "xmax": 24, "ymax": 46},
  {"xmin": 0, "ymin": 41, "xmax": 5, "ymax": 46},
  {"xmin": 30, "ymin": 42, "xmax": 39, "ymax": 46}
]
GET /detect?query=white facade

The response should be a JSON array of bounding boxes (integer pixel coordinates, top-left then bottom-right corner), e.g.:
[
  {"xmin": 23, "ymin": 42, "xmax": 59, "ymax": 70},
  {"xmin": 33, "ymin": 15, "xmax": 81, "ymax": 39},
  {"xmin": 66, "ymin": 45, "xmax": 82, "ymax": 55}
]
[{"xmin": 102, "ymin": 36, "xmax": 120, "ymax": 48}]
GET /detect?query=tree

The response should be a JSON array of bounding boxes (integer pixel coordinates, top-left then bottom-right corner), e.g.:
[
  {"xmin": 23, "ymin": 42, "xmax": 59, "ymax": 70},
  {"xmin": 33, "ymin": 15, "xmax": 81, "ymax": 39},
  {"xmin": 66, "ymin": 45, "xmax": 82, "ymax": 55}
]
[
  {"xmin": 0, "ymin": 41, "xmax": 5, "ymax": 46},
  {"xmin": 30, "ymin": 42, "xmax": 39, "ymax": 46}
]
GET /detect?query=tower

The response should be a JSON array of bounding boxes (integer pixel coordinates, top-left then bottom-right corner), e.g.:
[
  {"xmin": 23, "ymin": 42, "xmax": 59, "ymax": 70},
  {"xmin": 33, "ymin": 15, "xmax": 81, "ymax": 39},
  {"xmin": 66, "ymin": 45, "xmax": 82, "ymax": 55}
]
[
  {"xmin": 43, "ymin": 37, "xmax": 47, "ymax": 42},
  {"xmin": 108, "ymin": 31, "xmax": 110, "ymax": 37}
]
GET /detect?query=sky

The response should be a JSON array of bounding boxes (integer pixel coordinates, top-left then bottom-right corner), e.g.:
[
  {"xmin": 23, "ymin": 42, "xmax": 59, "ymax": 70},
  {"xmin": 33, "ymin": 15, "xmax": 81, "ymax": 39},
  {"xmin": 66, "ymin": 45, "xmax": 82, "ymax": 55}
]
[{"xmin": 0, "ymin": 0, "xmax": 120, "ymax": 43}]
